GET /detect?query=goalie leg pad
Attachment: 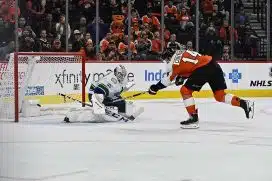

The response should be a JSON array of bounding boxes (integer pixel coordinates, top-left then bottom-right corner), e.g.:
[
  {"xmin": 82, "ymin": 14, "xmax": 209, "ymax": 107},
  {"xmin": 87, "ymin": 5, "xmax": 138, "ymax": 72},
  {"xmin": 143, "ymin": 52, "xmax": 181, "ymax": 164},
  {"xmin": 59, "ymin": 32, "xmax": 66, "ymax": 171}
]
[
  {"xmin": 92, "ymin": 94, "xmax": 106, "ymax": 115},
  {"xmin": 124, "ymin": 101, "xmax": 144, "ymax": 119},
  {"xmin": 64, "ymin": 107, "xmax": 104, "ymax": 123},
  {"xmin": 99, "ymin": 113, "xmax": 125, "ymax": 122},
  {"xmin": 104, "ymin": 98, "xmax": 144, "ymax": 119},
  {"xmin": 64, "ymin": 107, "xmax": 81, "ymax": 122}
]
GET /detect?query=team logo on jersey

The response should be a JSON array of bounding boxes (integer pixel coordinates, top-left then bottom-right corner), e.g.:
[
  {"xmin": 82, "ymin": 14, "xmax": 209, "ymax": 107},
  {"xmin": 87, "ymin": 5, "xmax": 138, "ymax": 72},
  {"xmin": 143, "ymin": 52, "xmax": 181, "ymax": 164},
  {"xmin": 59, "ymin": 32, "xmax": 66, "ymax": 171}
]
[
  {"xmin": 111, "ymin": 77, "xmax": 118, "ymax": 84},
  {"xmin": 229, "ymin": 69, "xmax": 242, "ymax": 83}
]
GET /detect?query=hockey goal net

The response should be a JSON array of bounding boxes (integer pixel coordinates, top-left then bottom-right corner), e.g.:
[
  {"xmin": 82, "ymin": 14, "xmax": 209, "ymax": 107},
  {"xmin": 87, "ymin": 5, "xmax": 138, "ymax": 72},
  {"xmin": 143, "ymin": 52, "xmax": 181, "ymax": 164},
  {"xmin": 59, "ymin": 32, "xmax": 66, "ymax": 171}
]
[{"xmin": 0, "ymin": 52, "xmax": 86, "ymax": 122}]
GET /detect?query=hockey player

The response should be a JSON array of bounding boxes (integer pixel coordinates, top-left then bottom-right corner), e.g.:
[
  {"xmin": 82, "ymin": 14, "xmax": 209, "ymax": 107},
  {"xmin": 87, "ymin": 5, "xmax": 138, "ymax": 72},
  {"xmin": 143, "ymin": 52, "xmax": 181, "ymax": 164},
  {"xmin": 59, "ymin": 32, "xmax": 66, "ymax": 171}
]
[
  {"xmin": 65, "ymin": 65, "xmax": 144, "ymax": 123},
  {"xmin": 148, "ymin": 49, "xmax": 254, "ymax": 129}
]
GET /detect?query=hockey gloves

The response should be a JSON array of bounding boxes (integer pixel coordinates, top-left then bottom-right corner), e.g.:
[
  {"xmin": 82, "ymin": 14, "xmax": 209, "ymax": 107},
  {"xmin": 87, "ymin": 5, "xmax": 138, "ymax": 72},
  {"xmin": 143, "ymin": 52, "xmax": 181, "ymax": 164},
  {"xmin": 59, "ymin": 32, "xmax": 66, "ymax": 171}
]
[
  {"xmin": 175, "ymin": 76, "xmax": 186, "ymax": 86},
  {"xmin": 148, "ymin": 81, "xmax": 166, "ymax": 95}
]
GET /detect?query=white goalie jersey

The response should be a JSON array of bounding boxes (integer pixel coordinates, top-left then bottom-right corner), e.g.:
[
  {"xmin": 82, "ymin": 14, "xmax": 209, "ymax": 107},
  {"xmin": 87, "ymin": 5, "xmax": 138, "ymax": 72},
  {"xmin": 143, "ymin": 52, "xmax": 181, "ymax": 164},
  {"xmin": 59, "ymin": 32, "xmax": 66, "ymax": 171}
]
[{"xmin": 88, "ymin": 71, "xmax": 130, "ymax": 100}]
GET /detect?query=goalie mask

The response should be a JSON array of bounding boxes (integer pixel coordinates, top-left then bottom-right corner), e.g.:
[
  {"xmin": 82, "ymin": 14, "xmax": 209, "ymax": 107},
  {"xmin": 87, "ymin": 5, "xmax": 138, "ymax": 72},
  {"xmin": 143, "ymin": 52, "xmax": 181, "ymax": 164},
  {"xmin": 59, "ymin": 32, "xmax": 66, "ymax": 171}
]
[{"xmin": 114, "ymin": 65, "xmax": 127, "ymax": 83}]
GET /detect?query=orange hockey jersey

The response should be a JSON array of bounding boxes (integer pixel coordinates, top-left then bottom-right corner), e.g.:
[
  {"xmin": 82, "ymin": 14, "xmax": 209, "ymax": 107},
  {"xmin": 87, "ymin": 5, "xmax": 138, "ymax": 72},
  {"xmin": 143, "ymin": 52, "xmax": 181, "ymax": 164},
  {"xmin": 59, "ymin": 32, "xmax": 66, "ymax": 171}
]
[
  {"xmin": 170, "ymin": 50, "xmax": 212, "ymax": 81},
  {"xmin": 162, "ymin": 50, "xmax": 212, "ymax": 86}
]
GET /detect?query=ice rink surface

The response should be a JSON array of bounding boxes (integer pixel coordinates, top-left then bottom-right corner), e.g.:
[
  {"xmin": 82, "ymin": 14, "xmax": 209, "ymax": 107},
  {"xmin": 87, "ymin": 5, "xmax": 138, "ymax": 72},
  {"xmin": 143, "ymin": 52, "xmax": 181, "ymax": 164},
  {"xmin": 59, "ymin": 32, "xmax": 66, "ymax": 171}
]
[{"xmin": 1, "ymin": 98, "xmax": 272, "ymax": 181}]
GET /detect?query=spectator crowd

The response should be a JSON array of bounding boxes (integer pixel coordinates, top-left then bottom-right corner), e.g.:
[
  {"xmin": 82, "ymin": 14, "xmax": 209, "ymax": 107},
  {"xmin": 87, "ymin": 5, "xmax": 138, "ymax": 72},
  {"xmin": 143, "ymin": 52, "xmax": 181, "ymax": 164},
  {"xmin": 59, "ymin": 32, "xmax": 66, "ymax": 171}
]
[{"xmin": 0, "ymin": 0, "xmax": 263, "ymax": 61}]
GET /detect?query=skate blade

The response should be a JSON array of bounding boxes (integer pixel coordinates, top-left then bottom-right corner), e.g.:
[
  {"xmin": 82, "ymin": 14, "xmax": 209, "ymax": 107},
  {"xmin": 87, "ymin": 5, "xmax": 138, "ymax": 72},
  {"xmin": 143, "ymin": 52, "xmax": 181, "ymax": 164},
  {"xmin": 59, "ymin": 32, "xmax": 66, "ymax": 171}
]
[
  {"xmin": 249, "ymin": 101, "xmax": 255, "ymax": 119},
  {"xmin": 181, "ymin": 123, "xmax": 199, "ymax": 129}
]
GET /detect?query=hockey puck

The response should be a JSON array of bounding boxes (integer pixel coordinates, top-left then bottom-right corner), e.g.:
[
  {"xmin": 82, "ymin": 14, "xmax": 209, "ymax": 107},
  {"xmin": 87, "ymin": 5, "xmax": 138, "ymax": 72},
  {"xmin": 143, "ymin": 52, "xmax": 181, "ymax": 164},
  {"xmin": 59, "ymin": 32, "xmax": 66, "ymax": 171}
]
[{"xmin": 64, "ymin": 117, "xmax": 70, "ymax": 123}]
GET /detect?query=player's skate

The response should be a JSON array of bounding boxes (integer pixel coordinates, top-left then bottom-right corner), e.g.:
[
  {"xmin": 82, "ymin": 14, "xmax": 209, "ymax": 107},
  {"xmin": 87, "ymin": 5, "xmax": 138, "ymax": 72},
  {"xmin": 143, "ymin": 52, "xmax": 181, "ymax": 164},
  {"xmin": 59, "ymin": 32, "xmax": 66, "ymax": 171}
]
[
  {"xmin": 180, "ymin": 113, "xmax": 199, "ymax": 129},
  {"xmin": 240, "ymin": 99, "xmax": 254, "ymax": 119}
]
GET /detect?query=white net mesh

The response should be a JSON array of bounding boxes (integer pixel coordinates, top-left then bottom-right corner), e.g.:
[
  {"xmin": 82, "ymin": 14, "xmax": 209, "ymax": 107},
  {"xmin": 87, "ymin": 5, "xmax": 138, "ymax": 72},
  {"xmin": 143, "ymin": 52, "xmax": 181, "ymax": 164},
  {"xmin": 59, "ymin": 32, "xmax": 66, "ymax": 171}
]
[
  {"xmin": 0, "ymin": 53, "xmax": 84, "ymax": 121},
  {"xmin": 0, "ymin": 53, "xmax": 16, "ymax": 120}
]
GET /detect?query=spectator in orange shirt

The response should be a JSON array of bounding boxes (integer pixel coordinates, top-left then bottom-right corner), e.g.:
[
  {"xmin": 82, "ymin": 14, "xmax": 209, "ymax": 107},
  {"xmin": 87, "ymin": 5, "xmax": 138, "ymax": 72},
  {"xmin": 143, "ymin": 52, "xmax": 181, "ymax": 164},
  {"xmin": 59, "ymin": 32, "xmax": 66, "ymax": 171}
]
[
  {"xmin": 150, "ymin": 31, "xmax": 163, "ymax": 59},
  {"xmin": 118, "ymin": 35, "xmax": 137, "ymax": 60},
  {"xmin": 100, "ymin": 33, "xmax": 112, "ymax": 53},
  {"xmin": 164, "ymin": 1, "xmax": 177, "ymax": 16},
  {"xmin": 175, "ymin": 7, "xmax": 191, "ymax": 31},
  {"xmin": 163, "ymin": 24, "xmax": 171, "ymax": 44},
  {"xmin": 219, "ymin": 20, "xmax": 238, "ymax": 45},
  {"xmin": 98, "ymin": 40, "xmax": 119, "ymax": 61},
  {"xmin": 131, "ymin": 19, "xmax": 141, "ymax": 40},
  {"xmin": 0, "ymin": 0, "xmax": 20, "ymax": 23},
  {"xmin": 110, "ymin": 21, "xmax": 124, "ymax": 35},
  {"xmin": 202, "ymin": 0, "xmax": 214, "ymax": 23},
  {"xmin": 141, "ymin": 10, "xmax": 160, "ymax": 31},
  {"xmin": 164, "ymin": 1, "xmax": 177, "ymax": 25},
  {"xmin": 125, "ymin": 8, "xmax": 140, "ymax": 27}
]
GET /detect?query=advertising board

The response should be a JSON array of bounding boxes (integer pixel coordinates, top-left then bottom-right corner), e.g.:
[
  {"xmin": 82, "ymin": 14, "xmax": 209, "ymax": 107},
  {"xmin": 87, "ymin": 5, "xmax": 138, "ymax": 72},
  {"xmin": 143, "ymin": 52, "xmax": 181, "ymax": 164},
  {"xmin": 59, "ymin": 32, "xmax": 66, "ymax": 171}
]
[{"xmin": 1, "ymin": 62, "xmax": 272, "ymax": 104}]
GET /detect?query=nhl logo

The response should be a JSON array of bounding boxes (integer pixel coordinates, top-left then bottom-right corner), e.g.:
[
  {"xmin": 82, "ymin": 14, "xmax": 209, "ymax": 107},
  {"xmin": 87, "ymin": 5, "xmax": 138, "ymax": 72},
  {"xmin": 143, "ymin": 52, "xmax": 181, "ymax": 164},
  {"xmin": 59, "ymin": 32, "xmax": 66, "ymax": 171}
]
[{"xmin": 270, "ymin": 67, "xmax": 272, "ymax": 77}]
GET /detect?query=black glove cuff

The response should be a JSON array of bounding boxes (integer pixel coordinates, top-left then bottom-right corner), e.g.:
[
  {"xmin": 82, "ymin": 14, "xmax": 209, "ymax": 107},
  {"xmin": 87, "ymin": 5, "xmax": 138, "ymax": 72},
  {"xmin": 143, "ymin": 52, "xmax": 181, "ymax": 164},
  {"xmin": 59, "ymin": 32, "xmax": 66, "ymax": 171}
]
[
  {"xmin": 155, "ymin": 81, "xmax": 167, "ymax": 91},
  {"xmin": 175, "ymin": 76, "xmax": 185, "ymax": 86}
]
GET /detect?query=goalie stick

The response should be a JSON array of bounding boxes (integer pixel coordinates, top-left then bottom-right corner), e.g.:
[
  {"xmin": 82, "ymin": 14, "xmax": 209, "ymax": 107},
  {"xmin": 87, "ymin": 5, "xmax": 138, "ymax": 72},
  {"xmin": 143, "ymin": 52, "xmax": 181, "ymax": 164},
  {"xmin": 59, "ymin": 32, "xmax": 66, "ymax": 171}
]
[{"xmin": 58, "ymin": 93, "xmax": 134, "ymax": 122}]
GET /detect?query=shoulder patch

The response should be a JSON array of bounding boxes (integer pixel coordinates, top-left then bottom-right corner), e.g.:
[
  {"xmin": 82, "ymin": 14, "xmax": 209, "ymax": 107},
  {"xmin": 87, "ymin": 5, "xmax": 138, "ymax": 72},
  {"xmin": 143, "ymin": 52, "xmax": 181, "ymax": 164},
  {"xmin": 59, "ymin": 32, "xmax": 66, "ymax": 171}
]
[{"xmin": 111, "ymin": 77, "xmax": 118, "ymax": 84}]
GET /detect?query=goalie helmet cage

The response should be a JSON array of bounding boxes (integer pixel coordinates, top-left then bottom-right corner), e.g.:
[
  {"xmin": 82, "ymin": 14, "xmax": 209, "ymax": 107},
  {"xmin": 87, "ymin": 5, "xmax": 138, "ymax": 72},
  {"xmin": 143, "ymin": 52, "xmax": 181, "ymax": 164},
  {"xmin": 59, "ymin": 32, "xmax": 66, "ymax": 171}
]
[{"xmin": 0, "ymin": 52, "xmax": 86, "ymax": 122}]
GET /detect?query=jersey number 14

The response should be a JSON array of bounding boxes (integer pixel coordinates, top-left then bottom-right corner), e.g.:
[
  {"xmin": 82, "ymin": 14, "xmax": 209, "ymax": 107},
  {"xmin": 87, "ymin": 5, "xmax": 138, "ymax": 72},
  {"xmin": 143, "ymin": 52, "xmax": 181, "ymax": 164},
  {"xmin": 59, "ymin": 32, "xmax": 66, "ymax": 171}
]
[{"xmin": 174, "ymin": 50, "xmax": 201, "ymax": 65}]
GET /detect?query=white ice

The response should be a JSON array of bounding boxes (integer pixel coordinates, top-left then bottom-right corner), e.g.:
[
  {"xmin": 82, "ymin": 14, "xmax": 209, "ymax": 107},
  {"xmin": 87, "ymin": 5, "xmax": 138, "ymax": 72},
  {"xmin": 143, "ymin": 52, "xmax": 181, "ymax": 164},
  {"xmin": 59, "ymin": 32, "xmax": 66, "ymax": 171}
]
[{"xmin": 1, "ymin": 98, "xmax": 272, "ymax": 181}]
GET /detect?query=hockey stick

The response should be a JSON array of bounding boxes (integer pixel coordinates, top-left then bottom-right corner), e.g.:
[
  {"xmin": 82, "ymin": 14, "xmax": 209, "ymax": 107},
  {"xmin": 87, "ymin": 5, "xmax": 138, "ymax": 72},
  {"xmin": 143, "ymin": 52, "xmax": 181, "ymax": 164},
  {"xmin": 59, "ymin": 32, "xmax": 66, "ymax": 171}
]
[
  {"xmin": 111, "ymin": 91, "xmax": 148, "ymax": 103},
  {"xmin": 123, "ymin": 91, "xmax": 148, "ymax": 99},
  {"xmin": 111, "ymin": 80, "xmax": 178, "ymax": 103},
  {"xmin": 58, "ymin": 93, "xmax": 133, "ymax": 122},
  {"xmin": 58, "ymin": 93, "xmax": 93, "ymax": 107}
]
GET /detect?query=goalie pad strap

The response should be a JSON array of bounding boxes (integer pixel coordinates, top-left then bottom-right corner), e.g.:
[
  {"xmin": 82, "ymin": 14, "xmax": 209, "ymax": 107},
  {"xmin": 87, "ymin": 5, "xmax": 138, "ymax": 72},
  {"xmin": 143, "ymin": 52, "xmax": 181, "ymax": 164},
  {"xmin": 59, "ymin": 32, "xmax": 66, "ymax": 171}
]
[{"xmin": 104, "ymin": 98, "xmax": 126, "ymax": 113}]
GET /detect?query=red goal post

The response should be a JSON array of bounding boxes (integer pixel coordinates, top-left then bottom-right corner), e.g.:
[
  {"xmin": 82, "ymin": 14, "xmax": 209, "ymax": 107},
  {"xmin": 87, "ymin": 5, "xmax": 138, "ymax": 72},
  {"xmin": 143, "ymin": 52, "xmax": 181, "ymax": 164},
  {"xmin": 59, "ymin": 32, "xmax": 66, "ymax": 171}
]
[{"xmin": 0, "ymin": 52, "xmax": 86, "ymax": 122}]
